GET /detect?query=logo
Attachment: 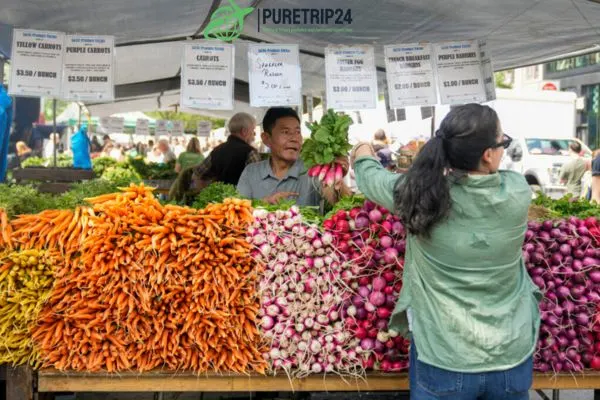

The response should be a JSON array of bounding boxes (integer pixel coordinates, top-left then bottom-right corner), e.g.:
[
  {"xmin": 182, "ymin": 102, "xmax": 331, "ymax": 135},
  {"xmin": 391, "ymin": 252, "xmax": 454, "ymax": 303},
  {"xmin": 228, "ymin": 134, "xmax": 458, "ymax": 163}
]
[{"xmin": 203, "ymin": 0, "xmax": 254, "ymax": 42}]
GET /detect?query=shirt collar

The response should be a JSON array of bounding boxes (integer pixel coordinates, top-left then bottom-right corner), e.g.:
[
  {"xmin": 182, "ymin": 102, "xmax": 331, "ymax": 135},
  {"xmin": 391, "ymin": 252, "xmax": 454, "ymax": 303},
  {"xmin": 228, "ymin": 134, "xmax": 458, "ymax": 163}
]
[
  {"xmin": 261, "ymin": 158, "xmax": 303, "ymax": 180},
  {"xmin": 458, "ymin": 173, "xmax": 502, "ymax": 188},
  {"xmin": 227, "ymin": 135, "xmax": 248, "ymax": 145}
]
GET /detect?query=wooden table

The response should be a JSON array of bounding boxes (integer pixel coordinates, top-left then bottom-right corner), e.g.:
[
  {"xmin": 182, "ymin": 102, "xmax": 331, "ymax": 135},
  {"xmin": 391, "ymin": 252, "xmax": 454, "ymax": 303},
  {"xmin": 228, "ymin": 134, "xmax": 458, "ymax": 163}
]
[{"xmin": 37, "ymin": 370, "xmax": 600, "ymax": 394}]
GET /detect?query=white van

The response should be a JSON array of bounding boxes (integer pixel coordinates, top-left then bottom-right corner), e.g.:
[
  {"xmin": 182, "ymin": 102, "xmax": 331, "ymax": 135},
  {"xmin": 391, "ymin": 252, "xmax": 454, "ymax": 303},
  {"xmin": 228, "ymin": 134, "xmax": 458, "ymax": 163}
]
[{"xmin": 502, "ymin": 137, "xmax": 592, "ymax": 198}]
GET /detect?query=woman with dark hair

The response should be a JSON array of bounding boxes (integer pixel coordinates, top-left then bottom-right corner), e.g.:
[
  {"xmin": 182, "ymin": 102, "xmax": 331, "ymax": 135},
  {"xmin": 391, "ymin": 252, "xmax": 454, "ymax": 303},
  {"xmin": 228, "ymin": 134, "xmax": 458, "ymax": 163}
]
[{"xmin": 351, "ymin": 104, "xmax": 540, "ymax": 399}]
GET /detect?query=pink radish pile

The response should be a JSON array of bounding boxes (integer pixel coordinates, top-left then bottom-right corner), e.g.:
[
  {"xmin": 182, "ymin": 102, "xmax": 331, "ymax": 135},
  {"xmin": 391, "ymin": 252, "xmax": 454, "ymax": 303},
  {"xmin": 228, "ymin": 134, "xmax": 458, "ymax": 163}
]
[
  {"xmin": 524, "ymin": 217, "xmax": 600, "ymax": 372},
  {"xmin": 323, "ymin": 200, "xmax": 410, "ymax": 372},
  {"xmin": 248, "ymin": 206, "xmax": 364, "ymax": 378}
]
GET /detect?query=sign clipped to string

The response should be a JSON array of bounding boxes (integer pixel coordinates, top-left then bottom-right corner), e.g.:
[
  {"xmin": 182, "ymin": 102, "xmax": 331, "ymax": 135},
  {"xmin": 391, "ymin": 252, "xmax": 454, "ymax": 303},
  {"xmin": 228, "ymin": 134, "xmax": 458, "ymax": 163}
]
[
  {"xmin": 171, "ymin": 120, "xmax": 185, "ymax": 137},
  {"xmin": 433, "ymin": 40, "xmax": 488, "ymax": 105},
  {"xmin": 9, "ymin": 29, "xmax": 65, "ymax": 98},
  {"xmin": 62, "ymin": 35, "xmax": 115, "ymax": 102},
  {"xmin": 248, "ymin": 44, "xmax": 302, "ymax": 107},
  {"xmin": 325, "ymin": 45, "xmax": 378, "ymax": 110},
  {"xmin": 197, "ymin": 120, "xmax": 212, "ymax": 137},
  {"xmin": 135, "ymin": 119, "xmax": 149, "ymax": 136},
  {"xmin": 384, "ymin": 43, "xmax": 437, "ymax": 108},
  {"xmin": 181, "ymin": 43, "xmax": 235, "ymax": 110},
  {"xmin": 155, "ymin": 120, "xmax": 170, "ymax": 137}
]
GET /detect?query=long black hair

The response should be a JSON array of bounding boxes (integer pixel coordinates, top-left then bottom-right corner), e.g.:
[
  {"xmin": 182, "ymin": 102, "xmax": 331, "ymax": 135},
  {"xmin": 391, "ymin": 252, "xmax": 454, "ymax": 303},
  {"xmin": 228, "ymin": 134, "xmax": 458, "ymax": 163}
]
[{"xmin": 394, "ymin": 104, "xmax": 500, "ymax": 237}]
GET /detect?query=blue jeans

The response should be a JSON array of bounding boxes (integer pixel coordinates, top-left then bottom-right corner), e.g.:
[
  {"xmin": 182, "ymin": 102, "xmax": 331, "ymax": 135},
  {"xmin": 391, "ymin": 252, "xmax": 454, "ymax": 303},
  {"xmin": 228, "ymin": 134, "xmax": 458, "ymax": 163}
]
[{"xmin": 409, "ymin": 340, "xmax": 532, "ymax": 400}]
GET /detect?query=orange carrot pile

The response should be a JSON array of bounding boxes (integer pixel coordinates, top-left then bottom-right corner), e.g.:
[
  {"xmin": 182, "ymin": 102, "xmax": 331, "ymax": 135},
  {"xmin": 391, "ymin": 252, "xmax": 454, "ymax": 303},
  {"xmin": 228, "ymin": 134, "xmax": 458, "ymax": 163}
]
[
  {"xmin": 0, "ymin": 208, "xmax": 12, "ymax": 250},
  {"xmin": 31, "ymin": 184, "xmax": 266, "ymax": 373}
]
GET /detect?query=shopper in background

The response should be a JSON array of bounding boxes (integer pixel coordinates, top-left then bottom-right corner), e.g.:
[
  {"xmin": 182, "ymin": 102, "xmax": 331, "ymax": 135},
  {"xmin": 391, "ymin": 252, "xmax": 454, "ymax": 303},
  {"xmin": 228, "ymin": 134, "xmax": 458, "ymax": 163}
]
[
  {"xmin": 237, "ymin": 107, "xmax": 350, "ymax": 206},
  {"xmin": 559, "ymin": 141, "xmax": 588, "ymax": 197},
  {"xmin": 90, "ymin": 136, "xmax": 103, "ymax": 153},
  {"xmin": 372, "ymin": 129, "xmax": 393, "ymax": 169},
  {"xmin": 109, "ymin": 144, "xmax": 125, "ymax": 163},
  {"xmin": 175, "ymin": 137, "xmax": 204, "ymax": 173},
  {"xmin": 15, "ymin": 141, "xmax": 32, "ymax": 163},
  {"xmin": 351, "ymin": 104, "xmax": 539, "ymax": 399},
  {"xmin": 590, "ymin": 150, "xmax": 600, "ymax": 203},
  {"xmin": 157, "ymin": 139, "xmax": 176, "ymax": 164},
  {"xmin": 43, "ymin": 133, "xmax": 60, "ymax": 159}
]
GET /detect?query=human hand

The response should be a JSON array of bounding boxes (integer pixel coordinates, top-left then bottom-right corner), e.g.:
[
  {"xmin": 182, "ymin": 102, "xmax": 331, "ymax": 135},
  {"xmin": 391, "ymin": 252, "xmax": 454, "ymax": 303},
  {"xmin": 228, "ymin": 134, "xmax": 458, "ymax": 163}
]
[
  {"xmin": 263, "ymin": 191, "xmax": 299, "ymax": 205},
  {"xmin": 334, "ymin": 156, "xmax": 350, "ymax": 176},
  {"xmin": 350, "ymin": 143, "xmax": 376, "ymax": 166}
]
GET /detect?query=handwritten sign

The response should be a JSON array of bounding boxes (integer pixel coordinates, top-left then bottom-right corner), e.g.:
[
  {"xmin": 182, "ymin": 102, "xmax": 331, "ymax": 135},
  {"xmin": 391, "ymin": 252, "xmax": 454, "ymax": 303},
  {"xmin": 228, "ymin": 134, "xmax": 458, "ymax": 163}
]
[
  {"xmin": 434, "ymin": 40, "xmax": 486, "ymax": 105},
  {"xmin": 181, "ymin": 43, "xmax": 234, "ymax": 110},
  {"xmin": 9, "ymin": 29, "xmax": 65, "ymax": 98},
  {"xmin": 197, "ymin": 120, "xmax": 212, "ymax": 137},
  {"xmin": 384, "ymin": 43, "xmax": 437, "ymax": 108},
  {"xmin": 325, "ymin": 46, "xmax": 378, "ymax": 110},
  {"xmin": 62, "ymin": 35, "xmax": 114, "ymax": 102},
  {"xmin": 135, "ymin": 119, "xmax": 149, "ymax": 136},
  {"xmin": 248, "ymin": 44, "xmax": 302, "ymax": 107}
]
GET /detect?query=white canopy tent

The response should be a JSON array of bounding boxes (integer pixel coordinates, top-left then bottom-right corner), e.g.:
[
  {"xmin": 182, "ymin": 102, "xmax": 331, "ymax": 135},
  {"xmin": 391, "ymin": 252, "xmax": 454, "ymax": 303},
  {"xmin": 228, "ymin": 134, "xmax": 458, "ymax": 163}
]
[{"xmin": 2, "ymin": 0, "xmax": 600, "ymax": 116}]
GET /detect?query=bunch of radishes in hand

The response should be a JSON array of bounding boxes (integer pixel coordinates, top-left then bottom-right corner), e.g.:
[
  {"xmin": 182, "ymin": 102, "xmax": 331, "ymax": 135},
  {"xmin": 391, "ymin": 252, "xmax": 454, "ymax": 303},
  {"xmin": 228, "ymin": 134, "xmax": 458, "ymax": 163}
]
[
  {"xmin": 323, "ymin": 200, "xmax": 410, "ymax": 372},
  {"xmin": 525, "ymin": 217, "xmax": 600, "ymax": 373},
  {"xmin": 307, "ymin": 163, "xmax": 345, "ymax": 188},
  {"xmin": 301, "ymin": 109, "xmax": 353, "ymax": 188},
  {"xmin": 248, "ymin": 206, "xmax": 364, "ymax": 378}
]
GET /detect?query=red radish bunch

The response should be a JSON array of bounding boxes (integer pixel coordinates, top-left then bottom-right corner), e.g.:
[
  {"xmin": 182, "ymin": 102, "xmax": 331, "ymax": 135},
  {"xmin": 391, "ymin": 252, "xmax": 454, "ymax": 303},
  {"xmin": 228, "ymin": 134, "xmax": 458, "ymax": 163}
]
[
  {"xmin": 323, "ymin": 200, "xmax": 409, "ymax": 372},
  {"xmin": 308, "ymin": 163, "xmax": 345, "ymax": 188},
  {"xmin": 525, "ymin": 217, "xmax": 600, "ymax": 373},
  {"xmin": 248, "ymin": 207, "xmax": 364, "ymax": 378}
]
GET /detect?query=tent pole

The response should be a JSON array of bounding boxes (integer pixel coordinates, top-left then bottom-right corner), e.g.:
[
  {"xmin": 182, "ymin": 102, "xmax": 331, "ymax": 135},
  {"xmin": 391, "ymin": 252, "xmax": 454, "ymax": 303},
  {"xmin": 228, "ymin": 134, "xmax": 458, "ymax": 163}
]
[
  {"xmin": 430, "ymin": 107, "xmax": 436, "ymax": 138},
  {"xmin": 52, "ymin": 99, "xmax": 57, "ymax": 168},
  {"xmin": 78, "ymin": 103, "xmax": 82, "ymax": 130}
]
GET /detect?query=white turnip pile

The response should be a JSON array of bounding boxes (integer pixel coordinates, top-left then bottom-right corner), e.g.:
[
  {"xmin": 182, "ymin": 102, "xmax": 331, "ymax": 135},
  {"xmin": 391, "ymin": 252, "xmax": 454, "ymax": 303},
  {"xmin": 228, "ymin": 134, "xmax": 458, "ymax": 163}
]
[
  {"xmin": 248, "ymin": 207, "xmax": 364, "ymax": 378},
  {"xmin": 525, "ymin": 217, "xmax": 600, "ymax": 372},
  {"xmin": 323, "ymin": 200, "xmax": 410, "ymax": 372}
]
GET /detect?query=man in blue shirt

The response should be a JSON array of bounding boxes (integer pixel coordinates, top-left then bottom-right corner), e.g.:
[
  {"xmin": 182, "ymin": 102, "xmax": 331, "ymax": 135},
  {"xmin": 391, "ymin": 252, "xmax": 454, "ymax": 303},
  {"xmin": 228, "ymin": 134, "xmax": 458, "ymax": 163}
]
[{"xmin": 237, "ymin": 107, "xmax": 350, "ymax": 206}]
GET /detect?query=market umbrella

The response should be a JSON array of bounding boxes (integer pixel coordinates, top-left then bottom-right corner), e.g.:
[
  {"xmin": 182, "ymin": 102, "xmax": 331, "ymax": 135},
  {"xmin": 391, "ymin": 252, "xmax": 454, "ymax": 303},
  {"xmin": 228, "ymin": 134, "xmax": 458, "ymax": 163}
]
[{"xmin": 0, "ymin": 86, "xmax": 13, "ymax": 183}]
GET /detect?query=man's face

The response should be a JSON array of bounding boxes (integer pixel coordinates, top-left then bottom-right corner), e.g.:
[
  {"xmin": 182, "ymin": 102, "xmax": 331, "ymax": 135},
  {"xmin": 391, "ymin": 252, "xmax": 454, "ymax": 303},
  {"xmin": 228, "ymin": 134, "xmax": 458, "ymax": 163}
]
[
  {"xmin": 262, "ymin": 117, "xmax": 302, "ymax": 163},
  {"xmin": 158, "ymin": 142, "xmax": 169, "ymax": 153}
]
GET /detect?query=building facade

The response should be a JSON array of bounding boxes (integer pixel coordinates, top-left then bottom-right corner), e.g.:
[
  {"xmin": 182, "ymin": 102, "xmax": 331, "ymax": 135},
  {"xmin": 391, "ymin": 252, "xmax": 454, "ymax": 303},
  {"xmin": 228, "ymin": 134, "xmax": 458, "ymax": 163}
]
[{"xmin": 511, "ymin": 52, "xmax": 600, "ymax": 149}]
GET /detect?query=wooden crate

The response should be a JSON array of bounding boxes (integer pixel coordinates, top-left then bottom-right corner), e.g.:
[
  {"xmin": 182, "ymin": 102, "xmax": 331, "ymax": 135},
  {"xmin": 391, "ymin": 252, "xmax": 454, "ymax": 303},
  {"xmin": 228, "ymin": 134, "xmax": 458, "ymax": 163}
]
[{"xmin": 13, "ymin": 168, "xmax": 95, "ymax": 194}]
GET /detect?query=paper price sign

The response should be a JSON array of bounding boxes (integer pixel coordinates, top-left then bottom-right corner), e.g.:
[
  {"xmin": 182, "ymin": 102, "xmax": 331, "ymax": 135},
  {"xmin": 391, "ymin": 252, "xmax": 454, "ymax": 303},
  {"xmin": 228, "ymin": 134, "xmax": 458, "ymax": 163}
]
[
  {"xmin": 171, "ymin": 120, "xmax": 185, "ymax": 136},
  {"xmin": 248, "ymin": 44, "xmax": 302, "ymax": 107},
  {"xmin": 325, "ymin": 46, "xmax": 378, "ymax": 110},
  {"xmin": 9, "ymin": 29, "xmax": 65, "ymax": 98},
  {"xmin": 384, "ymin": 44, "xmax": 437, "ymax": 108},
  {"xmin": 197, "ymin": 121, "xmax": 212, "ymax": 137},
  {"xmin": 135, "ymin": 119, "xmax": 149, "ymax": 136},
  {"xmin": 62, "ymin": 35, "xmax": 114, "ymax": 101},
  {"xmin": 181, "ymin": 43, "xmax": 234, "ymax": 110},
  {"xmin": 479, "ymin": 40, "xmax": 496, "ymax": 102},
  {"xmin": 434, "ymin": 40, "xmax": 486, "ymax": 105},
  {"xmin": 155, "ymin": 120, "xmax": 170, "ymax": 137}
]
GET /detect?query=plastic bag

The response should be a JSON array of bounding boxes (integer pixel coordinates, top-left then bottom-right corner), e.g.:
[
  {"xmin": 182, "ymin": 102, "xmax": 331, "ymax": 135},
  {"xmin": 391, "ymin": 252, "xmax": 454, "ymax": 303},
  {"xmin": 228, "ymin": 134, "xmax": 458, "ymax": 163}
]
[{"xmin": 71, "ymin": 126, "xmax": 92, "ymax": 170}]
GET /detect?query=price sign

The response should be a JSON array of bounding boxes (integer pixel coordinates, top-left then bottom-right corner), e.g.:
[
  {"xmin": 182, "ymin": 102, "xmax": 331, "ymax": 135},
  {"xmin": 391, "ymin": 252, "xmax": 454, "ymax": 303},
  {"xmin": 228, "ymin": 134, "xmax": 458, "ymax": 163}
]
[
  {"xmin": 62, "ymin": 35, "xmax": 114, "ymax": 101},
  {"xmin": 479, "ymin": 40, "xmax": 496, "ymax": 102},
  {"xmin": 9, "ymin": 29, "xmax": 65, "ymax": 98},
  {"xmin": 325, "ymin": 46, "xmax": 378, "ymax": 110},
  {"xmin": 135, "ymin": 119, "xmax": 149, "ymax": 136},
  {"xmin": 155, "ymin": 120, "xmax": 169, "ymax": 137},
  {"xmin": 99, "ymin": 116, "xmax": 111, "ymax": 133},
  {"xmin": 248, "ymin": 44, "xmax": 302, "ymax": 107},
  {"xmin": 197, "ymin": 121, "xmax": 212, "ymax": 137},
  {"xmin": 171, "ymin": 120, "xmax": 185, "ymax": 137},
  {"xmin": 434, "ymin": 40, "xmax": 486, "ymax": 105},
  {"xmin": 384, "ymin": 43, "xmax": 437, "ymax": 108},
  {"xmin": 181, "ymin": 43, "xmax": 234, "ymax": 110}
]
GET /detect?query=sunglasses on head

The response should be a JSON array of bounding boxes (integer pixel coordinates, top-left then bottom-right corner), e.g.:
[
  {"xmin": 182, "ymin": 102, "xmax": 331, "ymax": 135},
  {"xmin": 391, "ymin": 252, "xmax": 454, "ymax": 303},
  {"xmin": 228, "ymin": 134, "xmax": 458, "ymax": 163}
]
[{"xmin": 491, "ymin": 134, "xmax": 512, "ymax": 149}]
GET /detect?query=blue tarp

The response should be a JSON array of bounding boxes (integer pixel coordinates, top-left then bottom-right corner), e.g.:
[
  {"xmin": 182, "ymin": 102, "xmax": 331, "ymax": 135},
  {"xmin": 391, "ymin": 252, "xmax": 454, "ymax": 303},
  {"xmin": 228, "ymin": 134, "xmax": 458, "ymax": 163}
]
[{"xmin": 0, "ymin": 86, "xmax": 13, "ymax": 182}]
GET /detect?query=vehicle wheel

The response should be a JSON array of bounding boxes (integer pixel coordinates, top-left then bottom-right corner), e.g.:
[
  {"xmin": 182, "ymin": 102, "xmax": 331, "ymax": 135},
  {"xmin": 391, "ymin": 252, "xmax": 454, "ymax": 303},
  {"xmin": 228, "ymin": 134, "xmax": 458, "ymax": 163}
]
[{"xmin": 530, "ymin": 185, "xmax": 542, "ymax": 199}]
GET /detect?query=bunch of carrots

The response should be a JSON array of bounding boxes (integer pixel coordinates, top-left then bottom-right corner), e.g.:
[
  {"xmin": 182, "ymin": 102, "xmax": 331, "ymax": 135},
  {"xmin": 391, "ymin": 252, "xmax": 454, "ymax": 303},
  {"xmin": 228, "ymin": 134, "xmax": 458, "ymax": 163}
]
[{"xmin": 6, "ymin": 183, "xmax": 267, "ymax": 373}]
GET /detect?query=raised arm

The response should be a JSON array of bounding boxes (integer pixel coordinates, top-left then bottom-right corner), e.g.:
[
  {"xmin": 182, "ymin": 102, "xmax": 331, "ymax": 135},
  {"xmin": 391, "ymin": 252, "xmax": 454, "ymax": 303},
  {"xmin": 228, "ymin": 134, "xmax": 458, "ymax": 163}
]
[{"xmin": 351, "ymin": 143, "xmax": 401, "ymax": 212}]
